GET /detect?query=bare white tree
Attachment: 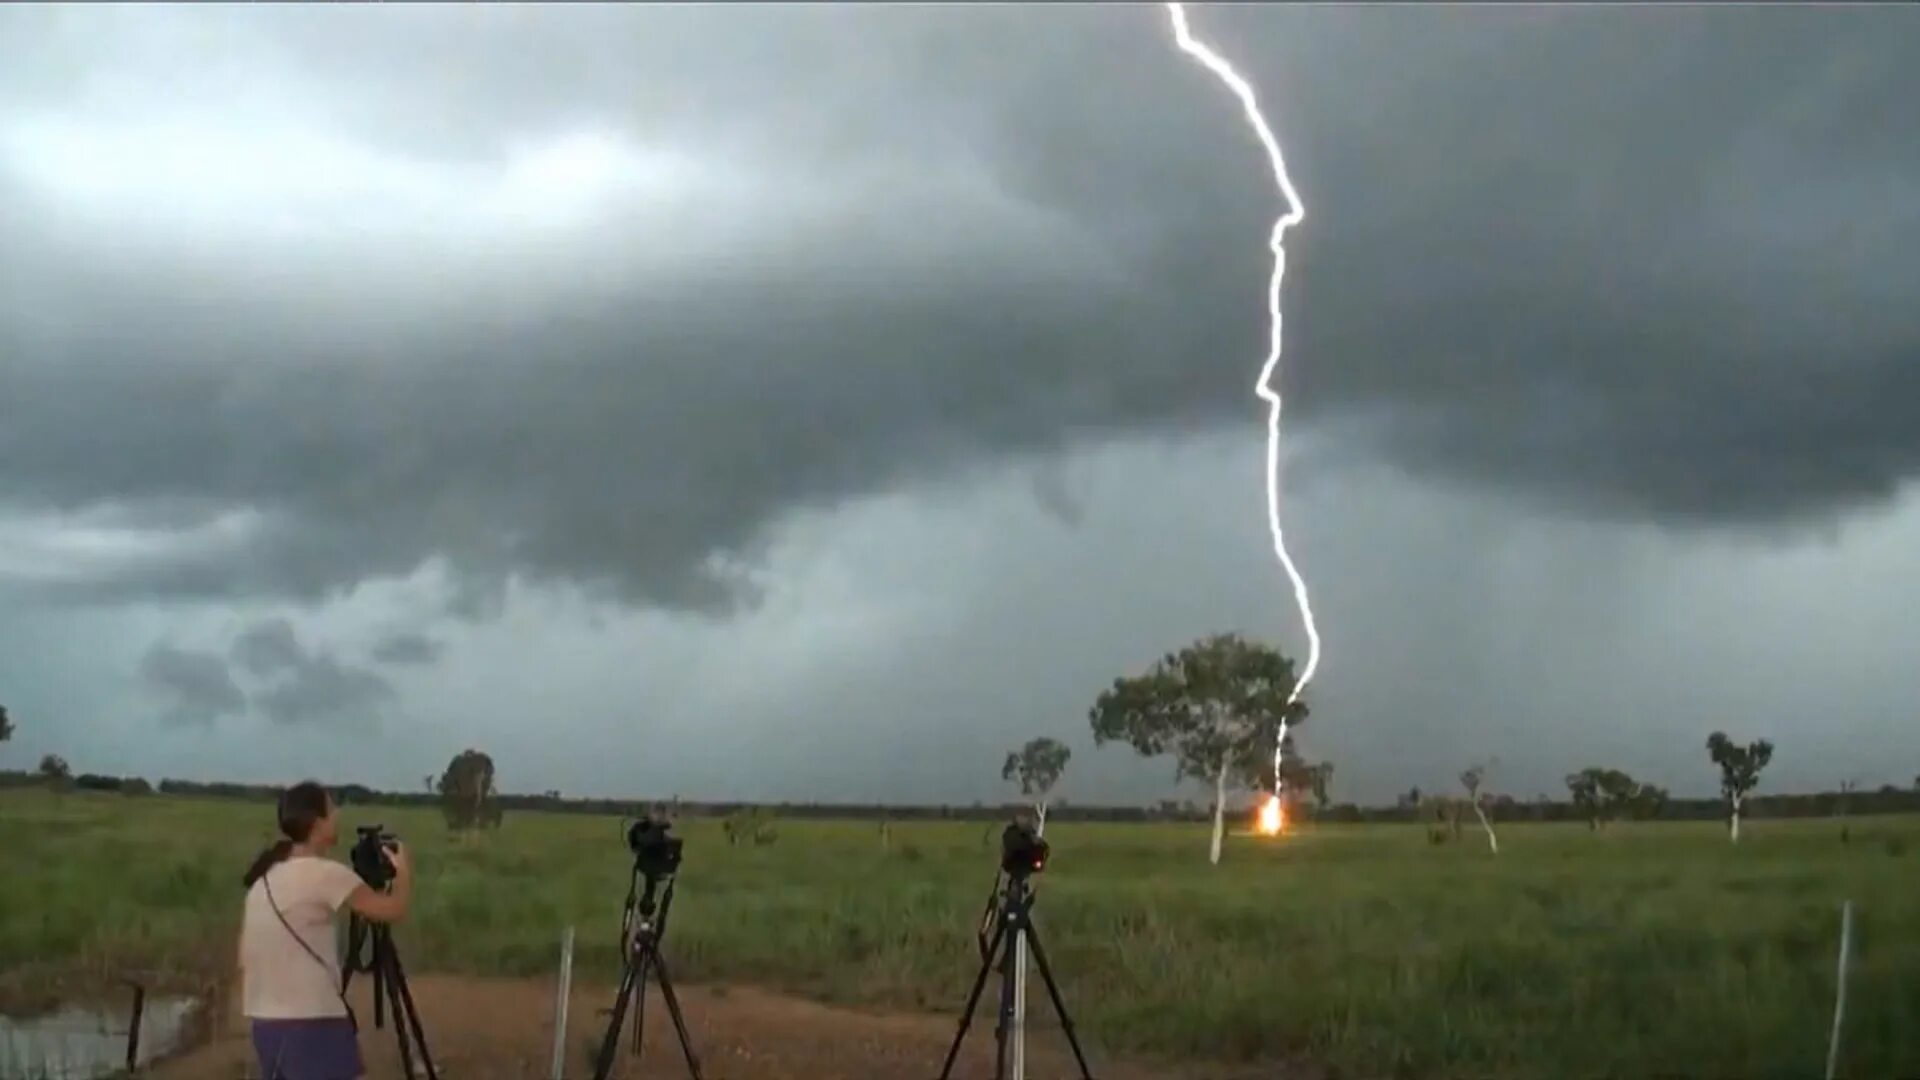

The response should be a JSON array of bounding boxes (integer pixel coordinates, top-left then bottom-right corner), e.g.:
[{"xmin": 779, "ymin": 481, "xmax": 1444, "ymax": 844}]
[{"xmin": 1460, "ymin": 760, "xmax": 1500, "ymax": 855}]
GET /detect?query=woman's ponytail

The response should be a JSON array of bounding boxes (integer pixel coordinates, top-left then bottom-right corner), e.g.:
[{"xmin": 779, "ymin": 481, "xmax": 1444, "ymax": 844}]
[
  {"xmin": 241, "ymin": 781, "xmax": 332, "ymax": 888},
  {"xmin": 243, "ymin": 839, "xmax": 295, "ymax": 888}
]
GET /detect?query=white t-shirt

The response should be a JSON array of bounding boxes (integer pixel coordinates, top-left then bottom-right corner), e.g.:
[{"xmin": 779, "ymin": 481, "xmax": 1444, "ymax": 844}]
[{"xmin": 240, "ymin": 856, "xmax": 364, "ymax": 1019}]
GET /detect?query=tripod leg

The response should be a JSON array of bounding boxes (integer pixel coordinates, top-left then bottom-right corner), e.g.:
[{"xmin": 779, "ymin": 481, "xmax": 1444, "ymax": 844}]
[
  {"xmin": 938, "ymin": 920, "xmax": 1009, "ymax": 1080},
  {"xmin": 996, "ymin": 926, "xmax": 1020, "ymax": 1080},
  {"xmin": 382, "ymin": 957, "xmax": 416, "ymax": 1080},
  {"xmin": 630, "ymin": 952, "xmax": 650, "ymax": 1056},
  {"xmin": 387, "ymin": 948, "xmax": 440, "ymax": 1080},
  {"xmin": 1022, "ymin": 929, "xmax": 1094, "ymax": 1080},
  {"xmin": 647, "ymin": 949, "xmax": 706, "ymax": 1080},
  {"xmin": 373, "ymin": 935, "xmax": 389, "ymax": 1030},
  {"xmin": 592, "ymin": 960, "xmax": 640, "ymax": 1080}
]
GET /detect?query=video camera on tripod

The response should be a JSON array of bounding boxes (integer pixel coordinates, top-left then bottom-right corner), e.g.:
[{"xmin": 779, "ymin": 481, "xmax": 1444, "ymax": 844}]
[
  {"xmin": 594, "ymin": 813, "xmax": 704, "ymax": 1080},
  {"xmin": 627, "ymin": 815, "xmax": 685, "ymax": 881},
  {"xmin": 350, "ymin": 825, "xmax": 401, "ymax": 889},
  {"xmin": 1001, "ymin": 820, "xmax": 1050, "ymax": 878},
  {"xmin": 339, "ymin": 824, "xmax": 438, "ymax": 1080},
  {"xmin": 946, "ymin": 818, "xmax": 1093, "ymax": 1080}
]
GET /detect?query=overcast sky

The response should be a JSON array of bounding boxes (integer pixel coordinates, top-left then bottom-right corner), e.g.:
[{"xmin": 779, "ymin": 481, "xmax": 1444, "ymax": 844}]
[{"xmin": 3, "ymin": 5, "xmax": 1916, "ymax": 807}]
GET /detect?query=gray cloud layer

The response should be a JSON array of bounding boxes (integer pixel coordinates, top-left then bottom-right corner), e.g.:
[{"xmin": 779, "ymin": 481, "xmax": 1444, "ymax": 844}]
[
  {"xmin": 139, "ymin": 617, "xmax": 394, "ymax": 728},
  {"xmin": 3, "ymin": 5, "xmax": 1916, "ymax": 617},
  {"xmin": 140, "ymin": 643, "xmax": 248, "ymax": 727},
  {"xmin": 371, "ymin": 631, "xmax": 444, "ymax": 666}
]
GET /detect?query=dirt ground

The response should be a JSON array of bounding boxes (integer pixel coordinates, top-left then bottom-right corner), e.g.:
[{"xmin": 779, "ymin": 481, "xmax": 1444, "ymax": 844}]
[{"xmin": 152, "ymin": 974, "xmax": 1285, "ymax": 1080}]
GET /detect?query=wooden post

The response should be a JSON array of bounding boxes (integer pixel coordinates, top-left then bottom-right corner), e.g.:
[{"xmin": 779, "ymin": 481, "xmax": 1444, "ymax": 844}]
[
  {"xmin": 126, "ymin": 981, "xmax": 147, "ymax": 1073},
  {"xmin": 1826, "ymin": 900, "xmax": 1854, "ymax": 1080},
  {"xmin": 550, "ymin": 926, "xmax": 576, "ymax": 1080}
]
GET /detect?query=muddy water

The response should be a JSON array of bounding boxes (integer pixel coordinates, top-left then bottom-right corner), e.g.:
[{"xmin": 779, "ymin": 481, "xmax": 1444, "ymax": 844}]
[{"xmin": 0, "ymin": 996, "xmax": 198, "ymax": 1080}]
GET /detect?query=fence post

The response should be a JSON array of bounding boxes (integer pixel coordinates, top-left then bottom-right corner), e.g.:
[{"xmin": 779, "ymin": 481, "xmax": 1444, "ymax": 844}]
[
  {"xmin": 550, "ymin": 926, "xmax": 576, "ymax": 1080},
  {"xmin": 1825, "ymin": 899, "xmax": 1854, "ymax": 1080},
  {"xmin": 127, "ymin": 981, "xmax": 147, "ymax": 1073}
]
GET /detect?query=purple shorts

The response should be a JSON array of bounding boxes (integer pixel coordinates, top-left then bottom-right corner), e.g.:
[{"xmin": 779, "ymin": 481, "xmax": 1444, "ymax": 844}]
[{"xmin": 251, "ymin": 1017, "xmax": 364, "ymax": 1080}]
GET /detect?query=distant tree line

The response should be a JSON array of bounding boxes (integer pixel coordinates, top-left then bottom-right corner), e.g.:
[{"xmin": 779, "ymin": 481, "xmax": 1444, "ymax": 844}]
[
  {"xmin": 6, "ymin": 767, "xmax": 1920, "ymax": 823},
  {"xmin": 0, "ymin": 692, "xmax": 1910, "ymax": 830}
]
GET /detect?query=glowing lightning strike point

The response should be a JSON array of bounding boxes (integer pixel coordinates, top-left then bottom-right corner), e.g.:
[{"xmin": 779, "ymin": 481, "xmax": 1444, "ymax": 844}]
[{"xmin": 1164, "ymin": 4, "xmax": 1321, "ymax": 787}]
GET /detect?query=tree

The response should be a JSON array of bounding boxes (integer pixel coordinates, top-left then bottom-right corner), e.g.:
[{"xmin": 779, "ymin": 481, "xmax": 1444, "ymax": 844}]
[
  {"xmin": 1419, "ymin": 792, "xmax": 1463, "ymax": 844},
  {"xmin": 1269, "ymin": 736, "xmax": 1333, "ymax": 822},
  {"xmin": 1706, "ymin": 731, "xmax": 1773, "ymax": 844},
  {"xmin": 722, "ymin": 806, "xmax": 777, "ymax": 847},
  {"xmin": 1306, "ymin": 761, "xmax": 1335, "ymax": 813},
  {"xmin": 437, "ymin": 749, "xmax": 500, "ymax": 833},
  {"xmin": 1460, "ymin": 761, "xmax": 1500, "ymax": 854},
  {"xmin": 1565, "ymin": 769, "xmax": 1603, "ymax": 829},
  {"xmin": 38, "ymin": 754, "xmax": 71, "ymax": 786},
  {"xmin": 1089, "ymin": 633, "xmax": 1307, "ymax": 865},
  {"xmin": 1565, "ymin": 767, "xmax": 1644, "ymax": 830},
  {"xmin": 1000, "ymin": 737, "xmax": 1071, "ymax": 831},
  {"xmin": 1631, "ymin": 783, "xmax": 1669, "ymax": 820}
]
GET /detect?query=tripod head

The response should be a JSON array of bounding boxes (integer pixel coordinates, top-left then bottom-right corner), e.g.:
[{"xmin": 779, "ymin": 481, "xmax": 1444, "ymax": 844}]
[{"xmin": 975, "ymin": 867, "xmax": 1041, "ymax": 963}]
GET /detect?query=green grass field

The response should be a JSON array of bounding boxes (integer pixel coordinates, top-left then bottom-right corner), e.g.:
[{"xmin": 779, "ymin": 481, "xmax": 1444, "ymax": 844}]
[{"xmin": 3, "ymin": 789, "xmax": 1915, "ymax": 1078}]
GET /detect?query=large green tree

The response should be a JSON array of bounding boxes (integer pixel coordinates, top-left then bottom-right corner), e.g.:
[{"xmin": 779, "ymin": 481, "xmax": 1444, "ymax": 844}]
[
  {"xmin": 437, "ymin": 749, "xmax": 501, "ymax": 832},
  {"xmin": 1706, "ymin": 731, "xmax": 1773, "ymax": 844},
  {"xmin": 1089, "ymin": 633, "xmax": 1307, "ymax": 865},
  {"xmin": 1001, "ymin": 736, "xmax": 1071, "ymax": 830},
  {"xmin": 1565, "ymin": 767, "xmax": 1662, "ymax": 830}
]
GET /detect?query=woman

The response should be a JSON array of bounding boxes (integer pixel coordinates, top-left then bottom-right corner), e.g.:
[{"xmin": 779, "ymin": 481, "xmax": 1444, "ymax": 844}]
[{"xmin": 239, "ymin": 780, "xmax": 413, "ymax": 1080}]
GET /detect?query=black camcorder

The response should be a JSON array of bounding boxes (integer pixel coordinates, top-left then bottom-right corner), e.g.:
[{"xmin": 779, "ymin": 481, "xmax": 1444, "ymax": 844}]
[
  {"xmin": 1000, "ymin": 820, "xmax": 1049, "ymax": 878},
  {"xmin": 351, "ymin": 825, "xmax": 401, "ymax": 889},
  {"xmin": 626, "ymin": 816, "xmax": 684, "ymax": 878}
]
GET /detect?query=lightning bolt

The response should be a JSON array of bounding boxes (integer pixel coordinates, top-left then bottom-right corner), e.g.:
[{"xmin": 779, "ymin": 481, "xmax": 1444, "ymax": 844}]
[{"xmin": 1163, "ymin": 3, "xmax": 1321, "ymax": 786}]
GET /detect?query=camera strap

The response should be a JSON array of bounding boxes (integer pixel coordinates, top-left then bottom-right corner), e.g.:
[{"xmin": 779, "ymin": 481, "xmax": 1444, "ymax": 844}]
[{"xmin": 261, "ymin": 871, "xmax": 361, "ymax": 1033}]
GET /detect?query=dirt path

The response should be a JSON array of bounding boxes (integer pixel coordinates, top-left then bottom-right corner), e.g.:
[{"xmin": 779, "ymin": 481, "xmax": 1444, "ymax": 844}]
[{"xmin": 154, "ymin": 975, "xmax": 1285, "ymax": 1079}]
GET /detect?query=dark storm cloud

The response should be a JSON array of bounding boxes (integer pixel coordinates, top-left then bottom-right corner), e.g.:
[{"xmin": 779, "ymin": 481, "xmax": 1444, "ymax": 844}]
[
  {"xmin": 225, "ymin": 617, "xmax": 396, "ymax": 725},
  {"xmin": 254, "ymin": 653, "xmax": 395, "ymax": 727},
  {"xmin": 2, "ymin": 5, "xmax": 1916, "ymax": 611},
  {"xmin": 232, "ymin": 616, "xmax": 303, "ymax": 677},
  {"xmin": 137, "ymin": 616, "xmax": 396, "ymax": 726},
  {"xmin": 370, "ymin": 631, "xmax": 444, "ymax": 666},
  {"xmin": 140, "ymin": 643, "xmax": 247, "ymax": 727}
]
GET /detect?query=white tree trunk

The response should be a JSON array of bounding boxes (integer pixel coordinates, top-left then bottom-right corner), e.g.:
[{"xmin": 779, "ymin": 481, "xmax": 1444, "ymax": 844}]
[
  {"xmin": 1208, "ymin": 757, "xmax": 1229, "ymax": 866},
  {"xmin": 1471, "ymin": 801, "xmax": 1499, "ymax": 854},
  {"xmin": 1730, "ymin": 793, "xmax": 1743, "ymax": 844}
]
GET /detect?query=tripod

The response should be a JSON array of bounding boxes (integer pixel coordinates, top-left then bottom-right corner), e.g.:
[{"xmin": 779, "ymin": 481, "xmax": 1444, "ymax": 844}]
[
  {"xmin": 592, "ymin": 866, "xmax": 704, "ymax": 1080},
  {"xmin": 341, "ymin": 915, "xmax": 439, "ymax": 1080},
  {"xmin": 937, "ymin": 872, "xmax": 1094, "ymax": 1080}
]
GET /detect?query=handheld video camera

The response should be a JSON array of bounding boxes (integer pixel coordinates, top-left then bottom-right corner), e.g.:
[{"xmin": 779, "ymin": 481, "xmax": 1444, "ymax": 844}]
[
  {"xmin": 1000, "ymin": 820, "xmax": 1049, "ymax": 878},
  {"xmin": 626, "ymin": 816, "xmax": 684, "ymax": 879},
  {"xmin": 351, "ymin": 825, "xmax": 401, "ymax": 889}
]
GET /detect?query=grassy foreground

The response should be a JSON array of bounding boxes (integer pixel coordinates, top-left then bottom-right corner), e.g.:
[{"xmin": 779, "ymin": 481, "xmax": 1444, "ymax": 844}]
[{"xmin": 2, "ymin": 790, "xmax": 1916, "ymax": 1078}]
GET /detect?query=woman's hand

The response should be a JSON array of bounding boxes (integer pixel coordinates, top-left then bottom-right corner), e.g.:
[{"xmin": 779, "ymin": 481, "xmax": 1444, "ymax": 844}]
[
  {"xmin": 348, "ymin": 842, "xmax": 416, "ymax": 924},
  {"xmin": 382, "ymin": 840, "xmax": 413, "ymax": 881}
]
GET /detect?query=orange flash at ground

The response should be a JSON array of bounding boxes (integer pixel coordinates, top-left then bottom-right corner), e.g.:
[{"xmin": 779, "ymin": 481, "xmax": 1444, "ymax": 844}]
[{"xmin": 1256, "ymin": 795, "xmax": 1284, "ymax": 836}]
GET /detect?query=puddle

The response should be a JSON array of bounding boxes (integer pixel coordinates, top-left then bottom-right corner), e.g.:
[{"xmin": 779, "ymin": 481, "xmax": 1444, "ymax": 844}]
[{"xmin": 0, "ymin": 996, "xmax": 199, "ymax": 1080}]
